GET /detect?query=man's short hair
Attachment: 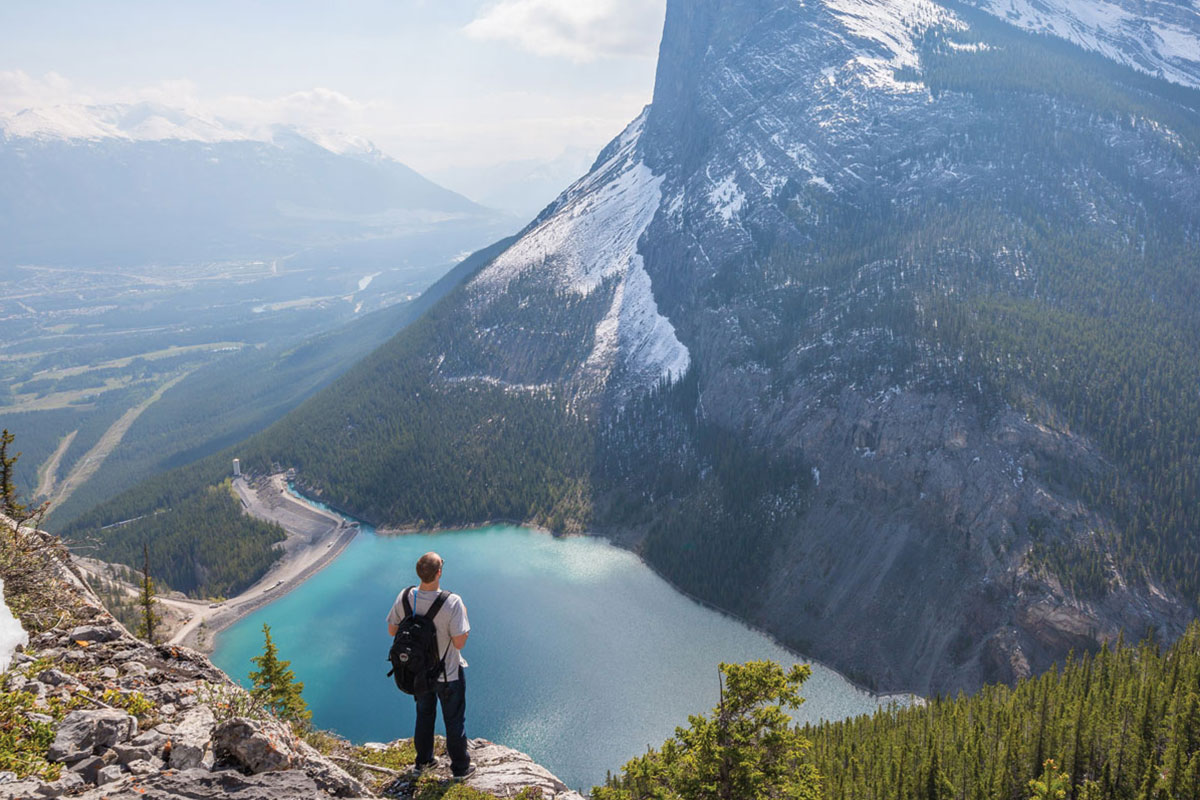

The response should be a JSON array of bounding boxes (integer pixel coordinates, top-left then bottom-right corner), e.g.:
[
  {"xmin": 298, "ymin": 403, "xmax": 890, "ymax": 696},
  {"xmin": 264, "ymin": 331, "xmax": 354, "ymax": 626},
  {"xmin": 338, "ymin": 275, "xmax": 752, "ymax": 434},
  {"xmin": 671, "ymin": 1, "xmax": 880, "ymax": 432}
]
[{"xmin": 416, "ymin": 552, "xmax": 443, "ymax": 583}]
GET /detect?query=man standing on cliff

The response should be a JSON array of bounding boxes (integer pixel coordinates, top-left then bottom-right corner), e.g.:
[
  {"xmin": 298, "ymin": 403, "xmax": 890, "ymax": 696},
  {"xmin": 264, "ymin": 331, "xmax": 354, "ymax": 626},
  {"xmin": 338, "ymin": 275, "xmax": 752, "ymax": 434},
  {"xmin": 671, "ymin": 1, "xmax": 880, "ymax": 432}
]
[{"xmin": 386, "ymin": 551, "xmax": 473, "ymax": 778}]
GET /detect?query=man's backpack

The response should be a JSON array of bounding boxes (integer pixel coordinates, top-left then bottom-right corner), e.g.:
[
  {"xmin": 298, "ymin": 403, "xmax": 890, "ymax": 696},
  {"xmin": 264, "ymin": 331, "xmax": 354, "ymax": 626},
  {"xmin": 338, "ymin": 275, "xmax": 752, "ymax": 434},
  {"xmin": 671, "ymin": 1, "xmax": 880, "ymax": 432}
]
[{"xmin": 386, "ymin": 587, "xmax": 450, "ymax": 695}]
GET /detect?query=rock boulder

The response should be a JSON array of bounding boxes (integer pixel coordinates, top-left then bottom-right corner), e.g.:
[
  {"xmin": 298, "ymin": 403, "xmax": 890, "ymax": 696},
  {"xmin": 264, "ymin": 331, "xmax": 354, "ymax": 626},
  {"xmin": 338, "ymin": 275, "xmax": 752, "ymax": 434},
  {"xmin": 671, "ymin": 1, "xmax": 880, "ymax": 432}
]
[{"xmin": 47, "ymin": 710, "xmax": 137, "ymax": 763}]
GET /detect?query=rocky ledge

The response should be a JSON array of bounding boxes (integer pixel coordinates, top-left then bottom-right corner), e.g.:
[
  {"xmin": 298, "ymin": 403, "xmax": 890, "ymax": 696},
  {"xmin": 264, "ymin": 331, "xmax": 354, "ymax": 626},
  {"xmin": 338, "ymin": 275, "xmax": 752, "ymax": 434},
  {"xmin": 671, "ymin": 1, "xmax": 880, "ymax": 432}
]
[{"xmin": 1, "ymin": 569, "xmax": 583, "ymax": 799}]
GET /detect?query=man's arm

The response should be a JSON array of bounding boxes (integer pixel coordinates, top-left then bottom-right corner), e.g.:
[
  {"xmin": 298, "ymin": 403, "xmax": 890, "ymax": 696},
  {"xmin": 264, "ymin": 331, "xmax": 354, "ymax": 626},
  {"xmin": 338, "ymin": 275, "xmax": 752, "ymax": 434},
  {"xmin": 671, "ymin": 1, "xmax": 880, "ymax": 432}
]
[{"xmin": 451, "ymin": 596, "xmax": 470, "ymax": 650}]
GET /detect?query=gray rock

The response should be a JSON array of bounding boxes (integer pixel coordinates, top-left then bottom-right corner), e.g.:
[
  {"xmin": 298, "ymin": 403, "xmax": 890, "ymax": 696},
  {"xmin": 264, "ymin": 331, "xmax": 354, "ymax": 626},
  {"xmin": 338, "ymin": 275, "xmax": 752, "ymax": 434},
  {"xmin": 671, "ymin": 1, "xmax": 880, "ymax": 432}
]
[
  {"xmin": 212, "ymin": 718, "xmax": 295, "ymax": 774},
  {"xmin": 34, "ymin": 771, "xmax": 86, "ymax": 798},
  {"xmin": 71, "ymin": 768, "xmax": 346, "ymax": 800},
  {"xmin": 114, "ymin": 742, "xmax": 160, "ymax": 765},
  {"xmin": 0, "ymin": 779, "xmax": 40, "ymax": 800},
  {"xmin": 167, "ymin": 705, "xmax": 214, "ymax": 770},
  {"xmin": 48, "ymin": 710, "xmax": 138, "ymax": 762},
  {"xmin": 130, "ymin": 729, "xmax": 169, "ymax": 750},
  {"xmin": 68, "ymin": 755, "xmax": 105, "ymax": 782},
  {"xmin": 120, "ymin": 661, "xmax": 147, "ymax": 677},
  {"xmin": 0, "ymin": 773, "xmax": 14, "ymax": 785},
  {"xmin": 68, "ymin": 625, "xmax": 121, "ymax": 644},
  {"xmin": 213, "ymin": 717, "xmax": 368, "ymax": 797},
  {"xmin": 98, "ymin": 667, "xmax": 118, "ymax": 680},
  {"xmin": 379, "ymin": 738, "xmax": 582, "ymax": 800},
  {"xmin": 125, "ymin": 758, "xmax": 163, "ymax": 776},
  {"xmin": 37, "ymin": 669, "xmax": 75, "ymax": 687},
  {"xmin": 4, "ymin": 675, "xmax": 26, "ymax": 693},
  {"xmin": 96, "ymin": 764, "xmax": 124, "ymax": 786},
  {"xmin": 462, "ymin": 739, "xmax": 585, "ymax": 800},
  {"xmin": 24, "ymin": 712, "xmax": 53, "ymax": 724},
  {"xmin": 10, "ymin": 653, "xmax": 34, "ymax": 667}
]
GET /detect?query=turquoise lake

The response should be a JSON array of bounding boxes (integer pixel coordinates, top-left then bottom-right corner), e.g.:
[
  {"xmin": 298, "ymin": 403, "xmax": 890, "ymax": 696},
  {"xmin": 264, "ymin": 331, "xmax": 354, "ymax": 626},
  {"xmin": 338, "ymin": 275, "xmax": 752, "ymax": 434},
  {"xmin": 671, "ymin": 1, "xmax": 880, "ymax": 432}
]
[{"xmin": 212, "ymin": 513, "xmax": 888, "ymax": 791}]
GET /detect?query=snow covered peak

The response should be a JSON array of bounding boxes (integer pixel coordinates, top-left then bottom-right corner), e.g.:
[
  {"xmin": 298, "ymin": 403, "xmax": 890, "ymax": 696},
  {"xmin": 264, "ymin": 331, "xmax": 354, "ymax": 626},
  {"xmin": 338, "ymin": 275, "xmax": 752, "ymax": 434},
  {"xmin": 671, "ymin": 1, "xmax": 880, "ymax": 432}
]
[
  {"xmin": 0, "ymin": 102, "xmax": 251, "ymax": 144},
  {"xmin": 970, "ymin": 0, "xmax": 1200, "ymax": 89},
  {"xmin": 0, "ymin": 101, "xmax": 387, "ymax": 158}
]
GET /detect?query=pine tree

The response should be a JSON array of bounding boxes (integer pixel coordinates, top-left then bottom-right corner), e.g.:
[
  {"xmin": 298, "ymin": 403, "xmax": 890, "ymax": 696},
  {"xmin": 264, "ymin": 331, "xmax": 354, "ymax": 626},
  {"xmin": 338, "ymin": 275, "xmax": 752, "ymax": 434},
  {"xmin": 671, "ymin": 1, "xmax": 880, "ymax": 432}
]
[
  {"xmin": 249, "ymin": 624, "xmax": 310, "ymax": 724},
  {"xmin": 1029, "ymin": 759, "xmax": 1069, "ymax": 800},
  {"xmin": 136, "ymin": 543, "xmax": 161, "ymax": 643},
  {"xmin": 1, "ymin": 429, "xmax": 46, "ymax": 527},
  {"xmin": 593, "ymin": 661, "xmax": 822, "ymax": 800}
]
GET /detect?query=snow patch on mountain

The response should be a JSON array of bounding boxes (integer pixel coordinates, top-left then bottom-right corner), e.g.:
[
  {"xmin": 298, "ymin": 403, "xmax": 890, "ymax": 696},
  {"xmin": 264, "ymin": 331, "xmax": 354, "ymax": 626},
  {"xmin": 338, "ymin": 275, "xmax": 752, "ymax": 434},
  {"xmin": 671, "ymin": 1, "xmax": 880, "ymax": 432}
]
[
  {"xmin": 822, "ymin": 0, "xmax": 960, "ymax": 91},
  {"xmin": 708, "ymin": 172, "xmax": 747, "ymax": 223},
  {"xmin": 471, "ymin": 110, "xmax": 690, "ymax": 396},
  {"xmin": 473, "ymin": 114, "xmax": 663, "ymax": 296},
  {"xmin": 0, "ymin": 579, "xmax": 27, "ymax": 673},
  {"xmin": 582, "ymin": 251, "xmax": 692, "ymax": 394},
  {"xmin": 972, "ymin": 0, "xmax": 1200, "ymax": 89}
]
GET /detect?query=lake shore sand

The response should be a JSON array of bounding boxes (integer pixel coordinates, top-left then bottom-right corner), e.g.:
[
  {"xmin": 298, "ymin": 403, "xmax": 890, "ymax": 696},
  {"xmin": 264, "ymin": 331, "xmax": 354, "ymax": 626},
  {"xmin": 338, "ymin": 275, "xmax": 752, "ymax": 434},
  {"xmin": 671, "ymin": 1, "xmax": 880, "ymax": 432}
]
[{"xmin": 162, "ymin": 474, "xmax": 359, "ymax": 652}]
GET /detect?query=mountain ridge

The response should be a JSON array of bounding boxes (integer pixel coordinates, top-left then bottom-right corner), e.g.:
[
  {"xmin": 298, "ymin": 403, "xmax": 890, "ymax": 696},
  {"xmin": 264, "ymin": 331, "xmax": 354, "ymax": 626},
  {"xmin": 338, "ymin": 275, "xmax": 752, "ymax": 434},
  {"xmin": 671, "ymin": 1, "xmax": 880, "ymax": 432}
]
[{"xmin": 0, "ymin": 101, "xmax": 502, "ymax": 266}]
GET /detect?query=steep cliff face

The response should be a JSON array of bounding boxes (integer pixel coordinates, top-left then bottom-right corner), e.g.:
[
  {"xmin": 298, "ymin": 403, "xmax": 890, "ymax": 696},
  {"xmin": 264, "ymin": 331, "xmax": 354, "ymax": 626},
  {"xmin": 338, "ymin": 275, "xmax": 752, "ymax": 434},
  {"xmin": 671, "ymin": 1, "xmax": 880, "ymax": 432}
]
[
  {"xmin": 606, "ymin": 0, "xmax": 1200, "ymax": 692},
  {"xmin": 417, "ymin": 0, "xmax": 1199, "ymax": 692}
]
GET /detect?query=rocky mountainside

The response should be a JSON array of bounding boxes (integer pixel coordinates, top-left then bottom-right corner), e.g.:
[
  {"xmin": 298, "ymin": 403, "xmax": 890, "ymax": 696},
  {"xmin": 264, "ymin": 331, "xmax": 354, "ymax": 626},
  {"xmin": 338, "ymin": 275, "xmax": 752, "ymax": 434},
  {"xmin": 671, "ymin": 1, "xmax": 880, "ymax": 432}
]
[
  {"xmin": 75, "ymin": 0, "xmax": 1200, "ymax": 696},
  {"xmin": 0, "ymin": 522, "xmax": 582, "ymax": 800},
  {"xmin": 0, "ymin": 102, "xmax": 507, "ymax": 265},
  {"xmin": 966, "ymin": 0, "xmax": 1200, "ymax": 89}
]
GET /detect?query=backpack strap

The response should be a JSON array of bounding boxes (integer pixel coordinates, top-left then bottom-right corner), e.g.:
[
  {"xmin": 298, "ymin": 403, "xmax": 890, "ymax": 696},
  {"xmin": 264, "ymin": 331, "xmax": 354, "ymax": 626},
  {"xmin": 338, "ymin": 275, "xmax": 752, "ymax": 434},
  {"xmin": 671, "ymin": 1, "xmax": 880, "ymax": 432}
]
[
  {"xmin": 401, "ymin": 585, "xmax": 416, "ymax": 618},
  {"xmin": 427, "ymin": 591, "xmax": 452, "ymax": 682},
  {"xmin": 425, "ymin": 590, "xmax": 449, "ymax": 621}
]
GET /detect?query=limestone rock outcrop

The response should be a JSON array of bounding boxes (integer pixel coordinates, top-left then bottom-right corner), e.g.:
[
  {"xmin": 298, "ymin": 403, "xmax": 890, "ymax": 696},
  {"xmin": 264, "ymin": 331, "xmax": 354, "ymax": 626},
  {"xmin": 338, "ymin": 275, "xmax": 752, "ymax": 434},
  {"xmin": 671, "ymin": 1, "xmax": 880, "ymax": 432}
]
[{"xmin": 1, "ymin": 535, "xmax": 589, "ymax": 799}]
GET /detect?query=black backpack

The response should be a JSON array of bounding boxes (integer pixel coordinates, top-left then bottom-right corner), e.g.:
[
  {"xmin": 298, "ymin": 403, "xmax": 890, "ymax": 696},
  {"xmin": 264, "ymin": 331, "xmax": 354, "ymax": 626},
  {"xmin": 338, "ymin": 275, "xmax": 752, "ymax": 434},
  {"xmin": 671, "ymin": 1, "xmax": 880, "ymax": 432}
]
[{"xmin": 386, "ymin": 587, "xmax": 450, "ymax": 695}]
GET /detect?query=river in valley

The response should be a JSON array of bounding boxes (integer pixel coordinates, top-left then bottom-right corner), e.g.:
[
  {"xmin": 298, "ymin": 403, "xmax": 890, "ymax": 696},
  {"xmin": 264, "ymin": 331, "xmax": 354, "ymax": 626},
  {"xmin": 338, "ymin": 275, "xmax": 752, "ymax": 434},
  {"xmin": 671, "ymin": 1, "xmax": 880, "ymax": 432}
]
[{"xmin": 211, "ymin": 505, "xmax": 893, "ymax": 791}]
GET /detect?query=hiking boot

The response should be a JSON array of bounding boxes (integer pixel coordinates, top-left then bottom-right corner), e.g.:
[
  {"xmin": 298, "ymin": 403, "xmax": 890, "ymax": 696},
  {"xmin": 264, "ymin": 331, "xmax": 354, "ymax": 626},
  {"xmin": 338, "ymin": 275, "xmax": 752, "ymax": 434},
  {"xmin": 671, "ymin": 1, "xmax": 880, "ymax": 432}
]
[
  {"xmin": 451, "ymin": 764, "xmax": 476, "ymax": 780},
  {"xmin": 413, "ymin": 761, "xmax": 436, "ymax": 774}
]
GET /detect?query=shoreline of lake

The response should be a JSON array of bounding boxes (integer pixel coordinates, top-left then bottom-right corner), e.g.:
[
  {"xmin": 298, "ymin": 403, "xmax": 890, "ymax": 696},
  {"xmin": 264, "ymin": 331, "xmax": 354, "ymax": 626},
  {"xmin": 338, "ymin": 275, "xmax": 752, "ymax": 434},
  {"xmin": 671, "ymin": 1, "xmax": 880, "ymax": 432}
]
[{"xmin": 236, "ymin": 475, "xmax": 918, "ymax": 705}]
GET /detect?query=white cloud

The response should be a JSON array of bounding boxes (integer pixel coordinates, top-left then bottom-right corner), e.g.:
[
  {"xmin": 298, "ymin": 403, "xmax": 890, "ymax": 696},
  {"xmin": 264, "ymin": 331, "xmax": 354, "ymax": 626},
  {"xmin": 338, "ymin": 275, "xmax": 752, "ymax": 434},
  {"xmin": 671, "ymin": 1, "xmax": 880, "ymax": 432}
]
[
  {"xmin": 465, "ymin": 0, "xmax": 666, "ymax": 62},
  {"xmin": 0, "ymin": 70, "xmax": 643, "ymax": 174},
  {"xmin": 0, "ymin": 70, "xmax": 90, "ymax": 112}
]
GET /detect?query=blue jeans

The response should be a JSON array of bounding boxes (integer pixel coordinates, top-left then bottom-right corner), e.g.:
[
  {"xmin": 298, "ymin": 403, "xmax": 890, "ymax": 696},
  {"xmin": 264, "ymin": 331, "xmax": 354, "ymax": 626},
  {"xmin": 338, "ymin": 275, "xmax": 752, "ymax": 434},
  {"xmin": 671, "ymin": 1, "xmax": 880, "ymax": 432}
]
[{"xmin": 414, "ymin": 673, "xmax": 469, "ymax": 775}]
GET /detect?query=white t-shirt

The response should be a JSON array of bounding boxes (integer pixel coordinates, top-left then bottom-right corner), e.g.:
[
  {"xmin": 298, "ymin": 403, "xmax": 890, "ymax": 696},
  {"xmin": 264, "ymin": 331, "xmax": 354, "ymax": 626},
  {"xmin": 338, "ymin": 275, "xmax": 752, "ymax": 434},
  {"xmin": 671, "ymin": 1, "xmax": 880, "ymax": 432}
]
[{"xmin": 386, "ymin": 587, "xmax": 470, "ymax": 682}]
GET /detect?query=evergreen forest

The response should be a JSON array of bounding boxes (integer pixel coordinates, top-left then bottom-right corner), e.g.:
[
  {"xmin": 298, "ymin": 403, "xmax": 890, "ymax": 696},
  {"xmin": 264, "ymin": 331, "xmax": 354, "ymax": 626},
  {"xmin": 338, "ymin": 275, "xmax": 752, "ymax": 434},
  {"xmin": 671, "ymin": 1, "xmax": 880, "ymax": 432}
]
[{"xmin": 598, "ymin": 624, "xmax": 1200, "ymax": 800}]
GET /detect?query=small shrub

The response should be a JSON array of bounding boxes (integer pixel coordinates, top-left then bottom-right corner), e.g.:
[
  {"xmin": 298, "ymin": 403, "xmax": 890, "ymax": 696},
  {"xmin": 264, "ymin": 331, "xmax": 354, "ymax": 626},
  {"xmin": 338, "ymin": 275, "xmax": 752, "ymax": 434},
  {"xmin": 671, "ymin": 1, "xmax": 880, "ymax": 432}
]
[
  {"xmin": 197, "ymin": 681, "xmax": 268, "ymax": 722},
  {"xmin": 0, "ymin": 688, "xmax": 61, "ymax": 780}
]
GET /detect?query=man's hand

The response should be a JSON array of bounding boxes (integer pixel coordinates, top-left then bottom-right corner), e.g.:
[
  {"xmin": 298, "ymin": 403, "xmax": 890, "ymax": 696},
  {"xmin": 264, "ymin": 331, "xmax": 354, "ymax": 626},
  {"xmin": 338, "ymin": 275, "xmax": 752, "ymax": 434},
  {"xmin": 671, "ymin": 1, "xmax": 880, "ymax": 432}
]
[
  {"xmin": 388, "ymin": 623, "xmax": 399, "ymax": 637},
  {"xmin": 452, "ymin": 631, "xmax": 469, "ymax": 650}
]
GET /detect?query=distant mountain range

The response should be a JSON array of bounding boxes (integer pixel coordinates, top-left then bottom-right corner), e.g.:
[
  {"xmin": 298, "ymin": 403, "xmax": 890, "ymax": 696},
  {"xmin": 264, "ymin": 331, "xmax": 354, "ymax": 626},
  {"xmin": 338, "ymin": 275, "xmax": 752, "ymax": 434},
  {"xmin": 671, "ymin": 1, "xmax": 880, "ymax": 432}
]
[
  {"xmin": 0, "ymin": 102, "xmax": 506, "ymax": 266},
  {"xmin": 69, "ymin": 0, "xmax": 1200, "ymax": 696}
]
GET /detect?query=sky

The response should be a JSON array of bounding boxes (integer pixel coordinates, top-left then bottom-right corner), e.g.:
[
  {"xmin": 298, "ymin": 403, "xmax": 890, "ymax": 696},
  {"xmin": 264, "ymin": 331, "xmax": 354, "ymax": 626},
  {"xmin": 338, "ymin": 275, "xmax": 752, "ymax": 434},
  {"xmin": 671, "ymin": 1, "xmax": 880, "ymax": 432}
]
[{"xmin": 0, "ymin": 0, "xmax": 667, "ymax": 174}]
